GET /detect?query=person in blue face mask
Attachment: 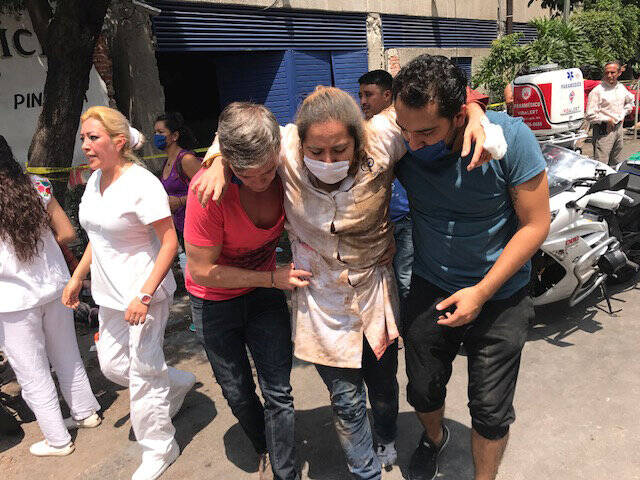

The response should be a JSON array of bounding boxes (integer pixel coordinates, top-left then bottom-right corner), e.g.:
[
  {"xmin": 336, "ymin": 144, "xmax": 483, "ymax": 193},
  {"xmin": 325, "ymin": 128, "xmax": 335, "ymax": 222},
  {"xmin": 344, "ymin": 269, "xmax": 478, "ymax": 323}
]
[
  {"xmin": 154, "ymin": 113, "xmax": 201, "ymax": 270},
  {"xmin": 391, "ymin": 55, "xmax": 550, "ymax": 480}
]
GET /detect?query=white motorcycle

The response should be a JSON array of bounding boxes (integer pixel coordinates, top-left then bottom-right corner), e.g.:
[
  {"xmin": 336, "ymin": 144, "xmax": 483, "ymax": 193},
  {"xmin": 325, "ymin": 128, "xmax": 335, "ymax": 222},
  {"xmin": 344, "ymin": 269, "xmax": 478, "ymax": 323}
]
[{"xmin": 530, "ymin": 145, "xmax": 636, "ymax": 309}]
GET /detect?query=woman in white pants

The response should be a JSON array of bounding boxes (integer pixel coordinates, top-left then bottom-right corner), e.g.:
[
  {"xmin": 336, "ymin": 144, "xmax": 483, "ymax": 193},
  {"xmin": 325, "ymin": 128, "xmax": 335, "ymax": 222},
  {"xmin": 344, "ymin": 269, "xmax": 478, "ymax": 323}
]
[
  {"xmin": 62, "ymin": 106, "xmax": 196, "ymax": 480},
  {"xmin": 0, "ymin": 135, "xmax": 100, "ymax": 456}
]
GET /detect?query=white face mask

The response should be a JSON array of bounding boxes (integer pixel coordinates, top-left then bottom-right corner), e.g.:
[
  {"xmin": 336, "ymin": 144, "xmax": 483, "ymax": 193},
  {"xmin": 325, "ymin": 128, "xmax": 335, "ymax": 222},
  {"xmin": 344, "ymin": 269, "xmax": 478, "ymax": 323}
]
[{"xmin": 303, "ymin": 156, "xmax": 350, "ymax": 184}]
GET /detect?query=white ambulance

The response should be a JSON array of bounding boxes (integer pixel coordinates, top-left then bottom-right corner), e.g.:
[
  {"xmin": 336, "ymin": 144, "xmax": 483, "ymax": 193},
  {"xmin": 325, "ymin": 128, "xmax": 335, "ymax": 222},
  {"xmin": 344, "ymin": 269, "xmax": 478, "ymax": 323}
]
[{"xmin": 513, "ymin": 64, "xmax": 587, "ymax": 149}]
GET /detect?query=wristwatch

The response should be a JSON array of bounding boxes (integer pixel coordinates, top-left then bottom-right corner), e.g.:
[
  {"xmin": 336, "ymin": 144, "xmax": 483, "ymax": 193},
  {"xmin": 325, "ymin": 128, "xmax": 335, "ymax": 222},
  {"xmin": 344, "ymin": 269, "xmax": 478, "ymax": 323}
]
[{"xmin": 137, "ymin": 292, "xmax": 153, "ymax": 306}]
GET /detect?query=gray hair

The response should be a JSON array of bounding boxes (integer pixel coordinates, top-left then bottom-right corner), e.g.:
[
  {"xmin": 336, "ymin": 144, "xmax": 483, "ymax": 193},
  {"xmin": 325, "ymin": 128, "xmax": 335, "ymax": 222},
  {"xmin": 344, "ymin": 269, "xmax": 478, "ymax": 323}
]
[
  {"xmin": 604, "ymin": 60, "xmax": 622, "ymax": 71},
  {"xmin": 218, "ymin": 102, "xmax": 280, "ymax": 171}
]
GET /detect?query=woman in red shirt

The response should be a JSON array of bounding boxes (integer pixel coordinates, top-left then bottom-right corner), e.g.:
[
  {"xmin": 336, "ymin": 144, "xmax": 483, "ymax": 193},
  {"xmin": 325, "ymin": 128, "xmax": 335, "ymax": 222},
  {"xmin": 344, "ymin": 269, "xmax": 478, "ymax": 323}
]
[{"xmin": 183, "ymin": 102, "xmax": 310, "ymax": 480}]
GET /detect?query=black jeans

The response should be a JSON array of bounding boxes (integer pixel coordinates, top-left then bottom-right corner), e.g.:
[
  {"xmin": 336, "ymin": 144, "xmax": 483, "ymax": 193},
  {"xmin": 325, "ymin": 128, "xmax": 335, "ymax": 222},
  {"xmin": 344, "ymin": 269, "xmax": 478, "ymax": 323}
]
[
  {"xmin": 404, "ymin": 275, "xmax": 534, "ymax": 440},
  {"xmin": 190, "ymin": 288, "xmax": 296, "ymax": 480},
  {"xmin": 362, "ymin": 339, "xmax": 399, "ymax": 445}
]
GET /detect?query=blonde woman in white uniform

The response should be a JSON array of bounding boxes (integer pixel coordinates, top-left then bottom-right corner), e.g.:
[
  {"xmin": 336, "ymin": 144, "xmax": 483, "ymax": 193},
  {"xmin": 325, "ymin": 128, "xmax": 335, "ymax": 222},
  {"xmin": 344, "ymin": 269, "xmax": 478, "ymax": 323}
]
[{"xmin": 62, "ymin": 106, "xmax": 196, "ymax": 480}]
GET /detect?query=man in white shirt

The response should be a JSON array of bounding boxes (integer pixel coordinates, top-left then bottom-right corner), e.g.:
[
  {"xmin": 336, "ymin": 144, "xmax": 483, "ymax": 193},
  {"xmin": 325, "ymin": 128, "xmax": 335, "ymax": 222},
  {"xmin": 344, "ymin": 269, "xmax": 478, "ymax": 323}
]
[{"xmin": 586, "ymin": 61, "xmax": 635, "ymax": 165}]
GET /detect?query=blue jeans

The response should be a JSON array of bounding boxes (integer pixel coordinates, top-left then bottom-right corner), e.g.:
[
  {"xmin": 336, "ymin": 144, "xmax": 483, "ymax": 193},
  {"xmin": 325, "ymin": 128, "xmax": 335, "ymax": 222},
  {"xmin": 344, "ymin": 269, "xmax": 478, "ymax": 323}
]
[
  {"xmin": 314, "ymin": 339, "xmax": 398, "ymax": 480},
  {"xmin": 392, "ymin": 215, "xmax": 414, "ymax": 303},
  {"xmin": 190, "ymin": 288, "xmax": 297, "ymax": 480}
]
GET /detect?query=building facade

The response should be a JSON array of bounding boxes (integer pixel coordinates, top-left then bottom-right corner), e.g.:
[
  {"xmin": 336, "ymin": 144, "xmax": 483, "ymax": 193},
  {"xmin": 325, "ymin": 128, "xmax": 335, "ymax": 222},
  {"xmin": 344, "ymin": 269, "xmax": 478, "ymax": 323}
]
[{"xmin": 149, "ymin": 0, "xmax": 547, "ymax": 145}]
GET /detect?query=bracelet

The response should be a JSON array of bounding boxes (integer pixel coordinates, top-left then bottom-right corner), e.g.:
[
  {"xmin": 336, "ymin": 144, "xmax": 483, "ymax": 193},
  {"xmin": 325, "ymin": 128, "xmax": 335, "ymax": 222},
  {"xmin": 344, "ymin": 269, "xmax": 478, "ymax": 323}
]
[
  {"xmin": 201, "ymin": 153, "xmax": 222, "ymax": 169},
  {"xmin": 270, "ymin": 270, "xmax": 275, "ymax": 288}
]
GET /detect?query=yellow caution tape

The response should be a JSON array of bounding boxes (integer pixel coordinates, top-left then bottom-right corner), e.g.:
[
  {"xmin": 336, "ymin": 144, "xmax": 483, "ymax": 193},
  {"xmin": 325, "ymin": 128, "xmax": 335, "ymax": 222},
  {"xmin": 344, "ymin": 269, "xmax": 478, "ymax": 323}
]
[
  {"xmin": 26, "ymin": 146, "xmax": 212, "ymax": 172},
  {"xmin": 487, "ymin": 102, "xmax": 506, "ymax": 109},
  {"xmin": 140, "ymin": 147, "xmax": 209, "ymax": 161},
  {"xmin": 25, "ymin": 164, "xmax": 90, "ymax": 175},
  {"xmin": 140, "ymin": 153, "xmax": 169, "ymax": 160},
  {"xmin": 39, "ymin": 175, "xmax": 73, "ymax": 181}
]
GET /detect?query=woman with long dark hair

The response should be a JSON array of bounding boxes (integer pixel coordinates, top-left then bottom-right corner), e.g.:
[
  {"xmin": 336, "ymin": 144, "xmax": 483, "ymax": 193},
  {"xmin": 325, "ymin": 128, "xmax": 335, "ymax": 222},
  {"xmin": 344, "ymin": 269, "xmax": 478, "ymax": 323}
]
[{"xmin": 0, "ymin": 136, "xmax": 100, "ymax": 456}]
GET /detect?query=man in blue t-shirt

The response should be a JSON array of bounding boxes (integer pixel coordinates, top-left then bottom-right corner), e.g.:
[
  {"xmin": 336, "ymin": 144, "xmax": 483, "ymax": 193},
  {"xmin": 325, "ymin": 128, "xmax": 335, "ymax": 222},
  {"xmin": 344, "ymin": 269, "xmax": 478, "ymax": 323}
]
[{"xmin": 393, "ymin": 55, "xmax": 550, "ymax": 480}]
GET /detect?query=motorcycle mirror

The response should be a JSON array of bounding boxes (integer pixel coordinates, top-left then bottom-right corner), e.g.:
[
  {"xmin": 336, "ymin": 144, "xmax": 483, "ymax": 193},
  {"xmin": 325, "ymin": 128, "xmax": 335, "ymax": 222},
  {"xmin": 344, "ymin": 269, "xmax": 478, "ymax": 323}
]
[
  {"xmin": 566, "ymin": 172, "xmax": 630, "ymax": 210},
  {"xmin": 584, "ymin": 172, "xmax": 629, "ymax": 195}
]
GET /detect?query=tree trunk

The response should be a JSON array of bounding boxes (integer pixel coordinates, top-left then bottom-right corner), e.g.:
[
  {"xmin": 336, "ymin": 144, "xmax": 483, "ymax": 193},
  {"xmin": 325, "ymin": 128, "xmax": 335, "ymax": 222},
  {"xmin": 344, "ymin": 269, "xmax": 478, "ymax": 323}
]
[
  {"xmin": 27, "ymin": 0, "xmax": 109, "ymax": 203},
  {"xmin": 24, "ymin": 0, "xmax": 52, "ymax": 55},
  {"xmin": 111, "ymin": 1, "xmax": 165, "ymax": 175}
]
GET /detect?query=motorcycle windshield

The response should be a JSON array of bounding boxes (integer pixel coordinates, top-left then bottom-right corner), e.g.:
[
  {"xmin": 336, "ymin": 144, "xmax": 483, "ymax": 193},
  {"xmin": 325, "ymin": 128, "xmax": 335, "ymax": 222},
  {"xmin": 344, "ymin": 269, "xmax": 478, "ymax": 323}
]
[{"xmin": 541, "ymin": 144, "xmax": 609, "ymax": 196}]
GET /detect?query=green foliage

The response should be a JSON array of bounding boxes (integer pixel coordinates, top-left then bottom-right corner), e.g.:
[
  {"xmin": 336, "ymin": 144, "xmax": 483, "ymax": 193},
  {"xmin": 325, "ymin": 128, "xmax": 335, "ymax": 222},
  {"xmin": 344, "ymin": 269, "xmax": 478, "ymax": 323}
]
[
  {"xmin": 574, "ymin": 0, "xmax": 640, "ymax": 74},
  {"xmin": 471, "ymin": 34, "xmax": 527, "ymax": 100},
  {"xmin": 524, "ymin": 18, "xmax": 591, "ymax": 68},
  {"xmin": 527, "ymin": 0, "xmax": 583, "ymax": 15},
  {"xmin": 474, "ymin": 0, "xmax": 640, "ymax": 100},
  {"xmin": 583, "ymin": 0, "xmax": 640, "ymax": 7}
]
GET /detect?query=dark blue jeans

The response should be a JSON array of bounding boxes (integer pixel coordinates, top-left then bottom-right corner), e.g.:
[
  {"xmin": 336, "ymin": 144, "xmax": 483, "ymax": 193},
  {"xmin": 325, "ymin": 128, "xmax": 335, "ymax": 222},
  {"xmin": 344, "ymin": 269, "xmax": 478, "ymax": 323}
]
[
  {"xmin": 392, "ymin": 215, "xmax": 414, "ymax": 303},
  {"xmin": 314, "ymin": 339, "xmax": 398, "ymax": 480},
  {"xmin": 392, "ymin": 215, "xmax": 414, "ymax": 332},
  {"xmin": 190, "ymin": 288, "xmax": 296, "ymax": 480}
]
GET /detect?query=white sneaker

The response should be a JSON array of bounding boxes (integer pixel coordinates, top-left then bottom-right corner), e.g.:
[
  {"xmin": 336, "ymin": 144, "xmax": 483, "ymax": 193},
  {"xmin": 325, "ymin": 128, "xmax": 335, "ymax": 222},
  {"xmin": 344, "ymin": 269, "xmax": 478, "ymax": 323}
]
[
  {"xmin": 30, "ymin": 440, "xmax": 75, "ymax": 457},
  {"xmin": 169, "ymin": 373, "xmax": 196, "ymax": 418},
  {"xmin": 131, "ymin": 441, "xmax": 180, "ymax": 480},
  {"xmin": 64, "ymin": 412, "xmax": 102, "ymax": 430}
]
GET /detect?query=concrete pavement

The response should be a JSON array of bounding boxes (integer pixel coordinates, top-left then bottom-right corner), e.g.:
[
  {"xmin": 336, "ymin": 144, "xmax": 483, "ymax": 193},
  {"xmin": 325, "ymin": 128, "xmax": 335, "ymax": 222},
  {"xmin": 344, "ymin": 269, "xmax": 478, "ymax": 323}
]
[
  {"xmin": 2, "ymin": 135, "xmax": 640, "ymax": 479},
  {"xmin": 2, "ymin": 277, "xmax": 639, "ymax": 480}
]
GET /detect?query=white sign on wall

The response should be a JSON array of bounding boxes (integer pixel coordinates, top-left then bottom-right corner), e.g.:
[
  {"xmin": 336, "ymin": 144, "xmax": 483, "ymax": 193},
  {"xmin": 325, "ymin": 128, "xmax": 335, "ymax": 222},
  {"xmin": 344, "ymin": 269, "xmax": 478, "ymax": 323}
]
[{"xmin": 0, "ymin": 10, "xmax": 109, "ymax": 167}]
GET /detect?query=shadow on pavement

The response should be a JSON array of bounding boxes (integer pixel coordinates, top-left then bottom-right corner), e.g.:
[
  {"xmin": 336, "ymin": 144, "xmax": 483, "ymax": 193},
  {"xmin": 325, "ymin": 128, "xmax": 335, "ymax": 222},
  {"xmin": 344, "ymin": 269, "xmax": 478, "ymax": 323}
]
[
  {"xmin": 124, "ymin": 387, "xmax": 216, "ymax": 448},
  {"xmin": 80, "ymin": 361, "xmax": 127, "ymax": 421},
  {"xmin": 222, "ymin": 422, "xmax": 261, "ymax": 473},
  {"xmin": 221, "ymin": 407, "xmax": 473, "ymax": 480},
  {"xmin": 164, "ymin": 328, "xmax": 210, "ymax": 368},
  {"xmin": 529, "ymin": 277, "xmax": 639, "ymax": 347},
  {"xmin": 0, "ymin": 393, "xmax": 25, "ymax": 454},
  {"xmin": 173, "ymin": 387, "xmax": 217, "ymax": 450},
  {"xmin": 0, "ymin": 428, "xmax": 24, "ymax": 454}
]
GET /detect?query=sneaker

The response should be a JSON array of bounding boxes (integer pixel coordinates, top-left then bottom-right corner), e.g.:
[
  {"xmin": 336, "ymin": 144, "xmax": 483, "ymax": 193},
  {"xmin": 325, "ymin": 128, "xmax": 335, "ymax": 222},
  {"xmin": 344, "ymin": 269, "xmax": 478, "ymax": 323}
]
[
  {"xmin": 169, "ymin": 373, "xmax": 197, "ymax": 418},
  {"xmin": 131, "ymin": 440, "xmax": 179, "ymax": 480},
  {"xmin": 258, "ymin": 452, "xmax": 274, "ymax": 480},
  {"xmin": 64, "ymin": 412, "xmax": 101, "ymax": 430},
  {"xmin": 375, "ymin": 440, "xmax": 398, "ymax": 469},
  {"xmin": 408, "ymin": 425, "xmax": 450, "ymax": 480},
  {"xmin": 30, "ymin": 440, "xmax": 75, "ymax": 457}
]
